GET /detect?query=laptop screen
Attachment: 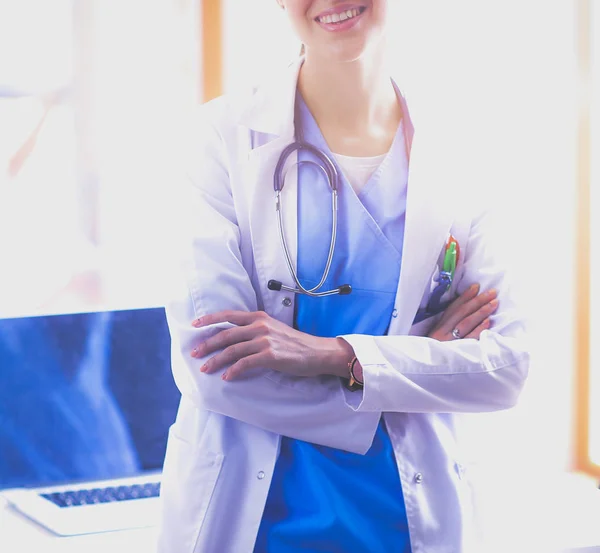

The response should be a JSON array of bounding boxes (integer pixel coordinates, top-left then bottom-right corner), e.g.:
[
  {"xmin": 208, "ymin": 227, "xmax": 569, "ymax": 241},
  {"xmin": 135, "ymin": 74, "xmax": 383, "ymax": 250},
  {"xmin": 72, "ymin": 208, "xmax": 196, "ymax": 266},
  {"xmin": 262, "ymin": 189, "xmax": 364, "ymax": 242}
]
[{"xmin": 0, "ymin": 307, "xmax": 181, "ymax": 490}]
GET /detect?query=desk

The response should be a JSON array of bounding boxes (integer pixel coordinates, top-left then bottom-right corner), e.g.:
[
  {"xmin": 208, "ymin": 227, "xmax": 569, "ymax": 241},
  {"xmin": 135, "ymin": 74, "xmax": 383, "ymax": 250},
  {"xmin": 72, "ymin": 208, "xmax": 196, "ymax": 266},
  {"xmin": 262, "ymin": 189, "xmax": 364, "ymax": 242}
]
[
  {"xmin": 1, "ymin": 472, "xmax": 599, "ymax": 553},
  {"xmin": 0, "ymin": 497, "xmax": 157, "ymax": 553}
]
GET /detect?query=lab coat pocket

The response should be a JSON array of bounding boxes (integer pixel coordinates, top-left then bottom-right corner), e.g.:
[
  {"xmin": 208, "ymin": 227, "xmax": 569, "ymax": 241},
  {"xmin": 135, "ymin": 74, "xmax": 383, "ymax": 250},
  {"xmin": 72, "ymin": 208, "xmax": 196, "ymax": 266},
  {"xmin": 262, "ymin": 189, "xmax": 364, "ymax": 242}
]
[
  {"xmin": 412, "ymin": 264, "xmax": 451, "ymax": 327},
  {"xmin": 157, "ymin": 426, "xmax": 224, "ymax": 553},
  {"xmin": 414, "ymin": 237, "xmax": 462, "ymax": 325}
]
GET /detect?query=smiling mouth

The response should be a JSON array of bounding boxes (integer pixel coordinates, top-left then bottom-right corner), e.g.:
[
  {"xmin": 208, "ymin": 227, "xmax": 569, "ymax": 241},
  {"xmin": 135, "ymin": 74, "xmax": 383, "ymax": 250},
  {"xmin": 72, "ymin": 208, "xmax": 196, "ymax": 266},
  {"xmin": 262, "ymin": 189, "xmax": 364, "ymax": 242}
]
[{"xmin": 314, "ymin": 6, "xmax": 366, "ymax": 25}]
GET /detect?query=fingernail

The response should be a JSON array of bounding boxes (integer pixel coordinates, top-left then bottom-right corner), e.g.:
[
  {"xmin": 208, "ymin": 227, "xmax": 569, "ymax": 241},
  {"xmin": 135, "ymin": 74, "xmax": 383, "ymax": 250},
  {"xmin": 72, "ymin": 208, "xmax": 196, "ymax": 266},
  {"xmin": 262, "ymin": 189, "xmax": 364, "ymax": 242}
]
[
  {"xmin": 470, "ymin": 284, "xmax": 479, "ymax": 292},
  {"xmin": 200, "ymin": 365, "xmax": 207, "ymax": 373},
  {"xmin": 490, "ymin": 299, "xmax": 499, "ymax": 308},
  {"xmin": 487, "ymin": 289, "xmax": 497, "ymax": 297},
  {"xmin": 192, "ymin": 319, "xmax": 202, "ymax": 327},
  {"xmin": 191, "ymin": 348, "xmax": 198, "ymax": 358},
  {"xmin": 221, "ymin": 372, "xmax": 228, "ymax": 381}
]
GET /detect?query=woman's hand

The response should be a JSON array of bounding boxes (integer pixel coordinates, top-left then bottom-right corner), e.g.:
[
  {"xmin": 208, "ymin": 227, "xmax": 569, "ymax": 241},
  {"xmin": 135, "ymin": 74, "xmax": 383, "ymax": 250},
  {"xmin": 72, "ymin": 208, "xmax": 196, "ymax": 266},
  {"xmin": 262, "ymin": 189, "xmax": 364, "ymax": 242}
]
[
  {"xmin": 190, "ymin": 311, "xmax": 351, "ymax": 381},
  {"xmin": 427, "ymin": 284, "xmax": 498, "ymax": 342}
]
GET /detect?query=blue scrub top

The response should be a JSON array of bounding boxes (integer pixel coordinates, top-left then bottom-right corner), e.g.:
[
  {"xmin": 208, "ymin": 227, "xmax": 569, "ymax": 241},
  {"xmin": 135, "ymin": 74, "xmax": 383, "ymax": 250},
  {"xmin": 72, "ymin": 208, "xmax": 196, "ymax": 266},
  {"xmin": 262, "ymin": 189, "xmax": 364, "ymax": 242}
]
[{"xmin": 254, "ymin": 93, "xmax": 412, "ymax": 553}]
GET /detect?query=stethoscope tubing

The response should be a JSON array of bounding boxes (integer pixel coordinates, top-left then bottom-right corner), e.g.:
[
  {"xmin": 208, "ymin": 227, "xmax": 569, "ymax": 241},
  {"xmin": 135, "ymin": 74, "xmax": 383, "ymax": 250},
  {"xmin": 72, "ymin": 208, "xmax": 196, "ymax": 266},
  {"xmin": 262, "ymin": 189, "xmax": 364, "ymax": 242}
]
[
  {"xmin": 272, "ymin": 106, "xmax": 350, "ymax": 297},
  {"xmin": 275, "ymin": 178, "xmax": 341, "ymax": 297}
]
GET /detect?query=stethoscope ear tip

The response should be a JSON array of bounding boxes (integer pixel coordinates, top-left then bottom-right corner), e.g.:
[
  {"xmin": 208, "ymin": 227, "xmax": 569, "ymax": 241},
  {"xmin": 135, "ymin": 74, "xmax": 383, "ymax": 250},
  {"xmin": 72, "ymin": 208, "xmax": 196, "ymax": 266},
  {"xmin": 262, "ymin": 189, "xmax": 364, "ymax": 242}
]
[
  {"xmin": 268, "ymin": 280, "xmax": 283, "ymax": 291},
  {"xmin": 338, "ymin": 284, "xmax": 352, "ymax": 295}
]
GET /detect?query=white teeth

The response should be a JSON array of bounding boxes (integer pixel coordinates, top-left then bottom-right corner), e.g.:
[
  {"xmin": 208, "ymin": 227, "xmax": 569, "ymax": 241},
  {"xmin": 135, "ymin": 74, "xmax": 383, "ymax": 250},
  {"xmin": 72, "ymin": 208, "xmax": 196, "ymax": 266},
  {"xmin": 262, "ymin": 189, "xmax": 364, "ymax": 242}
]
[{"xmin": 318, "ymin": 8, "xmax": 361, "ymax": 24}]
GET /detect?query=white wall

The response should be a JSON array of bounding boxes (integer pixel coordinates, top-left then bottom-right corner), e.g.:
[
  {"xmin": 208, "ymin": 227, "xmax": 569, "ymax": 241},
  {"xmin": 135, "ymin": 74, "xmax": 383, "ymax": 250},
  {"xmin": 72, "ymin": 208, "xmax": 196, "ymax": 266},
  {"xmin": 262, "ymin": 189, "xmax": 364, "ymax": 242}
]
[
  {"xmin": 222, "ymin": 0, "xmax": 580, "ymax": 474},
  {"xmin": 223, "ymin": 0, "xmax": 300, "ymax": 91}
]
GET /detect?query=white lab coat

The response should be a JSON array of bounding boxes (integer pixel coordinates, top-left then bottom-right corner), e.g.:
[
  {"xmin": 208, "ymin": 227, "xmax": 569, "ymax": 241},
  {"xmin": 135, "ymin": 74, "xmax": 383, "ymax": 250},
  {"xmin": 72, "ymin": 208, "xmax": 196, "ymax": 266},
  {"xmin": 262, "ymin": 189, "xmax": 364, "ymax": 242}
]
[{"xmin": 156, "ymin": 59, "xmax": 530, "ymax": 553}]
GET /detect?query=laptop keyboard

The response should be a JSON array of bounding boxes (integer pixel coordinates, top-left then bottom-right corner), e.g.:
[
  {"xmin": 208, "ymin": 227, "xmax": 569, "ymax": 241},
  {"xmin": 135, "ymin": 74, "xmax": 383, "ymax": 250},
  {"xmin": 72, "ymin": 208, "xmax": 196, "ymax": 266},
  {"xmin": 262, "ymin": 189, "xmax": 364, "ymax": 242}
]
[{"xmin": 40, "ymin": 482, "xmax": 161, "ymax": 508}]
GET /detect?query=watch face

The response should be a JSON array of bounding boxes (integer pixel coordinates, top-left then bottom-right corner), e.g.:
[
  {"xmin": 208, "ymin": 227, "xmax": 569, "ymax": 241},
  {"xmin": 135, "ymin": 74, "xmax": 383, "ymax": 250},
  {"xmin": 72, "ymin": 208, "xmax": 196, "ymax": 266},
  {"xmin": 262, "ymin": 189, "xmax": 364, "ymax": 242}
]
[{"xmin": 346, "ymin": 379, "xmax": 363, "ymax": 392}]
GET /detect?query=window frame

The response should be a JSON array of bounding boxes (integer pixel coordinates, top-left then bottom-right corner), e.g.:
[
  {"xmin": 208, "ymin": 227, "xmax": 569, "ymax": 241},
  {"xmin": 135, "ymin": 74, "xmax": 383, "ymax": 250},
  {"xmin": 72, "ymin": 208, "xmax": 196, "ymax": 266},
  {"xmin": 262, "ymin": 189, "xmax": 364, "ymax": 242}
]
[
  {"xmin": 574, "ymin": 0, "xmax": 599, "ymax": 479},
  {"xmin": 200, "ymin": 0, "xmax": 223, "ymax": 102}
]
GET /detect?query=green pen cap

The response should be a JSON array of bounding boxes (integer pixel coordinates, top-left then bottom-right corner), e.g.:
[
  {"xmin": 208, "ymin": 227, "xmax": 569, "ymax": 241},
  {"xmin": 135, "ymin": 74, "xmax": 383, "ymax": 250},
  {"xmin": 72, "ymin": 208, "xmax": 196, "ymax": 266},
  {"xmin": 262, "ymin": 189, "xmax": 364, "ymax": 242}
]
[{"xmin": 443, "ymin": 242, "xmax": 457, "ymax": 274}]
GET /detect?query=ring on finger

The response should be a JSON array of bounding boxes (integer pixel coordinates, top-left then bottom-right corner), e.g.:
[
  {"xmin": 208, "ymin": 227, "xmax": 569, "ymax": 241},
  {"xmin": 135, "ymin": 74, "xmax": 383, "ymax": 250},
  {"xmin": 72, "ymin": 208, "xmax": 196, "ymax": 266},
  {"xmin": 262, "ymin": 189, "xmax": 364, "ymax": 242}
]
[{"xmin": 452, "ymin": 327, "xmax": 462, "ymax": 339}]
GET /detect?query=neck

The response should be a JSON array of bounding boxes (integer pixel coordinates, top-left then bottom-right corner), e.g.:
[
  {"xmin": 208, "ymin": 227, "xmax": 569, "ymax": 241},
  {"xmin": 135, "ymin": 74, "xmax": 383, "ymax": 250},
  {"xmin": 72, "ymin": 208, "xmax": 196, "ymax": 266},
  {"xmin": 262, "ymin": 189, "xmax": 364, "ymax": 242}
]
[{"xmin": 297, "ymin": 45, "xmax": 399, "ymax": 135}]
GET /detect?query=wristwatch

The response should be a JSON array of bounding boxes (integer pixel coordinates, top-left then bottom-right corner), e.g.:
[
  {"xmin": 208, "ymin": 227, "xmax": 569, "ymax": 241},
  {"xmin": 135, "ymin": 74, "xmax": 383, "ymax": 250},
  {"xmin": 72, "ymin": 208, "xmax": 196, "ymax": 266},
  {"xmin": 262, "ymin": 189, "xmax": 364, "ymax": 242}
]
[{"xmin": 346, "ymin": 356, "xmax": 364, "ymax": 392}]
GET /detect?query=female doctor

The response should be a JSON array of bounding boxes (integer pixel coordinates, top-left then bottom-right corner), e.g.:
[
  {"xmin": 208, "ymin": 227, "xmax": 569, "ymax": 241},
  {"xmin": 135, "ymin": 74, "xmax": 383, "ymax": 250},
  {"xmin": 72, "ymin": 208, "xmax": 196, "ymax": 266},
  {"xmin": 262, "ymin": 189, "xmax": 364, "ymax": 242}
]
[{"xmin": 157, "ymin": 1, "xmax": 530, "ymax": 552}]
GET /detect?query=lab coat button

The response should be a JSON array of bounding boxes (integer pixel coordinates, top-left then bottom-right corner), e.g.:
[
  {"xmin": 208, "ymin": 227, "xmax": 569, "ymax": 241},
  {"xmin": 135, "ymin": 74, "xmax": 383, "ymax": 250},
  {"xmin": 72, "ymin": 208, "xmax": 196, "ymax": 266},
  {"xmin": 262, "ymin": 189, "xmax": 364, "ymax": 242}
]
[
  {"xmin": 257, "ymin": 471, "xmax": 265, "ymax": 480},
  {"xmin": 414, "ymin": 472, "xmax": 423, "ymax": 484},
  {"xmin": 392, "ymin": 308, "xmax": 398, "ymax": 318},
  {"xmin": 282, "ymin": 297, "xmax": 292, "ymax": 307}
]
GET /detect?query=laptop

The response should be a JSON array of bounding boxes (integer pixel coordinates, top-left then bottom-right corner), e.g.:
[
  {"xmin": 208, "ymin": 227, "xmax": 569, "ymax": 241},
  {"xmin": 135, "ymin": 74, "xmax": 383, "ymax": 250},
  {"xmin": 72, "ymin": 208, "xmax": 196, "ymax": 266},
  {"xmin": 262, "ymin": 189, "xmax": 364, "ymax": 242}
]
[{"xmin": 0, "ymin": 307, "xmax": 180, "ymax": 536}]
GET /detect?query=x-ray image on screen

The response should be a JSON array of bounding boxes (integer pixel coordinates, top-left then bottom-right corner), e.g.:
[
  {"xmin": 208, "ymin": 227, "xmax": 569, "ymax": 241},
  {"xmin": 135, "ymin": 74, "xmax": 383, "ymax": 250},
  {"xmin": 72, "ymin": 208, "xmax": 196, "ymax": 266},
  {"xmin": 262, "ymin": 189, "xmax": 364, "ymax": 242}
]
[{"xmin": 0, "ymin": 307, "xmax": 180, "ymax": 490}]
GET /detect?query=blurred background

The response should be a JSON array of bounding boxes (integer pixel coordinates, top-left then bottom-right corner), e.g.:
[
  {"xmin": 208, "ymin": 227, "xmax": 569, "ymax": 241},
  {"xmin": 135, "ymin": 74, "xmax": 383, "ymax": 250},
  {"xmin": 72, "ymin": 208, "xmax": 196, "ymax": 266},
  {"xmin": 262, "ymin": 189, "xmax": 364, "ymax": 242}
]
[{"xmin": 0, "ymin": 0, "xmax": 597, "ymax": 528}]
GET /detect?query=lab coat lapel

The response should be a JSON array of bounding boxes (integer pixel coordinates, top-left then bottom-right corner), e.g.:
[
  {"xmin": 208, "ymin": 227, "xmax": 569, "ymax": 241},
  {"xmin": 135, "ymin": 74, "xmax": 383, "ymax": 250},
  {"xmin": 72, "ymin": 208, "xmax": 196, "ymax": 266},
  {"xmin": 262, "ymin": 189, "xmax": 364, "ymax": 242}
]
[
  {"xmin": 237, "ymin": 61, "xmax": 301, "ymax": 319},
  {"xmin": 393, "ymin": 126, "xmax": 456, "ymax": 334},
  {"xmin": 245, "ymin": 137, "xmax": 299, "ymax": 319}
]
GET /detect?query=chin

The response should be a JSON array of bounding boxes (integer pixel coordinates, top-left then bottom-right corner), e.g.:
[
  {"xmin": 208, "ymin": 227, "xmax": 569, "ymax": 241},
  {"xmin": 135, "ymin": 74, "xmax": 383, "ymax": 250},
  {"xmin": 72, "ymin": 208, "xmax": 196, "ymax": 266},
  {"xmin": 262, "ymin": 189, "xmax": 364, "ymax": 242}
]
[{"xmin": 313, "ymin": 39, "xmax": 371, "ymax": 64}]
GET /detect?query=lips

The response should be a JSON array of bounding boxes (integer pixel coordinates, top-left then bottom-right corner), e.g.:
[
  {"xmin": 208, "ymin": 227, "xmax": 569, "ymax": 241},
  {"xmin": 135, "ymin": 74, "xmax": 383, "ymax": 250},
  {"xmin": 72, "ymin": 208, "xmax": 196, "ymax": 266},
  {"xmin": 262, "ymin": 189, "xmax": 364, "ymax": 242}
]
[{"xmin": 313, "ymin": 5, "xmax": 367, "ymax": 33}]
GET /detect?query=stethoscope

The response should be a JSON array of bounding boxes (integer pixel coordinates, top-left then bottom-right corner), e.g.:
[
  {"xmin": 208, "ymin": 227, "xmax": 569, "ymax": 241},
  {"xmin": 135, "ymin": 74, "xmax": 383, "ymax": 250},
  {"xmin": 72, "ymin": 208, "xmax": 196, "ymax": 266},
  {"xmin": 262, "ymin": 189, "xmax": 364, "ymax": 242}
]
[
  {"xmin": 266, "ymin": 97, "xmax": 459, "ymax": 308},
  {"xmin": 267, "ymin": 98, "xmax": 352, "ymax": 298}
]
